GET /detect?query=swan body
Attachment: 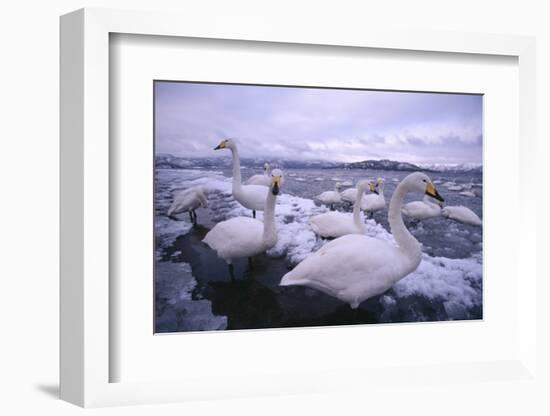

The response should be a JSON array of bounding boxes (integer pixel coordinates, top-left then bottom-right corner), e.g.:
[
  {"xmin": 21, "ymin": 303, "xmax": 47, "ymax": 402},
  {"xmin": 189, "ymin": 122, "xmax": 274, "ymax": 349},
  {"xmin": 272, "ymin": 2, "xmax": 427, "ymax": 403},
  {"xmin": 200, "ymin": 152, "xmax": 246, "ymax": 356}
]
[
  {"xmin": 341, "ymin": 180, "xmax": 353, "ymax": 187},
  {"xmin": 448, "ymin": 185, "xmax": 464, "ymax": 192},
  {"xmin": 245, "ymin": 162, "xmax": 271, "ymax": 186},
  {"xmin": 441, "ymin": 206, "xmax": 482, "ymax": 226},
  {"xmin": 459, "ymin": 190, "xmax": 476, "ymax": 197},
  {"xmin": 309, "ymin": 180, "xmax": 372, "ymax": 238},
  {"xmin": 340, "ymin": 187, "xmax": 358, "ymax": 203},
  {"xmin": 317, "ymin": 182, "xmax": 342, "ymax": 209},
  {"xmin": 167, "ymin": 186, "xmax": 208, "ymax": 225},
  {"xmin": 203, "ymin": 169, "xmax": 283, "ymax": 264},
  {"xmin": 214, "ymin": 139, "xmax": 268, "ymax": 217},
  {"xmin": 361, "ymin": 178, "xmax": 386, "ymax": 214},
  {"xmin": 402, "ymin": 195, "xmax": 442, "ymax": 220},
  {"xmin": 280, "ymin": 172, "xmax": 444, "ymax": 308}
]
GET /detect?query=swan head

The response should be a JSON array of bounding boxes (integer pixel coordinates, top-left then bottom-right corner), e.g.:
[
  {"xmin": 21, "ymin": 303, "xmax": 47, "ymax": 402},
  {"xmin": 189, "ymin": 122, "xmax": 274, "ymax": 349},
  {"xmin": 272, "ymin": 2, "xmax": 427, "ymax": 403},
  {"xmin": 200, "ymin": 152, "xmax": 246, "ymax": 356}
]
[
  {"xmin": 214, "ymin": 138, "xmax": 235, "ymax": 150},
  {"xmin": 270, "ymin": 168, "xmax": 283, "ymax": 195},
  {"xmin": 357, "ymin": 179, "xmax": 373, "ymax": 195},
  {"xmin": 264, "ymin": 162, "xmax": 270, "ymax": 172},
  {"xmin": 404, "ymin": 172, "xmax": 444, "ymax": 202},
  {"xmin": 368, "ymin": 180, "xmax": 379, "ymax": 195}
]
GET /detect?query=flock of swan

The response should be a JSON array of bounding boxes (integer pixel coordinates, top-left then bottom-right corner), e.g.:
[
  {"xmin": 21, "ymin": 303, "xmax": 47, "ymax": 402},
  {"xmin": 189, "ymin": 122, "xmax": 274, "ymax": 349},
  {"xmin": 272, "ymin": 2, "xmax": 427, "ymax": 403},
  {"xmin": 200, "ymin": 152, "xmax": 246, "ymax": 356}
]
[{"xmin": 167, "ymin": 138, "xmax": 482, "ymax": 309}]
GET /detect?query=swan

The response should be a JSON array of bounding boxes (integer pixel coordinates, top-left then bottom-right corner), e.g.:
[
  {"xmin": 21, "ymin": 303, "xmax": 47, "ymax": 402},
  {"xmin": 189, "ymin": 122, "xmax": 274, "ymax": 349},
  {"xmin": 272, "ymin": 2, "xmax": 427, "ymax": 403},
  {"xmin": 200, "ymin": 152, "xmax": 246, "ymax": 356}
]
[
  {"xmin": 441, "ymin": 205, "xmax": 482, "ymax": 226},
  {"xmin": 402, "ymin": 195, "xmax": 442, "ymax": 220},
  {"xmin": 167, "ymin": 186, "xmax": 208, "ymax": 226},
  {"xmin": 459, "ymin": 190, "xmax": 476, "ymax": 197},
  {"xmin": 340, "ymin": 187, "xmax": 358, "ymax": 204},
  {"xmin": 361, "ymin": 178, "xmax": 386, "ymax": 217},
  {"xmin": 214, "ymin": 139, "xmax": 268, "ymax": 218},
  {"xmin": 309, "ymin": 180, "xmax": 375, "ymax": 239},
  {"xmin": 317, "ymin": 182, "xmax": 342, "ymax": 210},
  {"xmin": 245, "ymin": 162, "xmax": 271, "ymax": 186},
  {"xmin": 341, "ymin": 180, "xmax": 353, "ymax": 187},
  {"xmin": 203, "ymin": 169, "xmax": 283, "ymax": 277},
  {"xmin": 447, "ymin": 184, "xmax": 463, "ymax": 192},
  {"xmin": 280, "ymin": 172, "xmax": 444, "ymax": 308}
]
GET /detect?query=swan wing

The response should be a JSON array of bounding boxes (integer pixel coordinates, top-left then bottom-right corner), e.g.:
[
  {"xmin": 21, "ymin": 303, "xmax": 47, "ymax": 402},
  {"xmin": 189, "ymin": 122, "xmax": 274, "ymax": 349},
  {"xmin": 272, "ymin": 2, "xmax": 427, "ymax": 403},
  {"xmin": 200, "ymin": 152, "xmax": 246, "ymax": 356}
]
[
  {"xmin": 168, "ymin": 188, "xmax": 204, "ymax": 215},
  {"xmin": 317, "ymin": 191, "xmax": 341, "ymax": 204},
  {"xmin": 280, "ymin": 235, "xmax": 405, "ymax": 307},
  {"xmin": 309, "ymin": 212, "xmax": 356, "ymax": 238},
  {"xmin": 234, "ymin": 184, "xmax": 269, "ymax": 211},
  {"xmin": 203, "ymin": 217, "xmax": 264, "ymax": 262},
  {"xmin": 245, "ymin": 174, "xmax": 271, "ymax": 186},
  {"xmin": 442, "ymin": 206, "xmax": 482, "ymax": 226}
]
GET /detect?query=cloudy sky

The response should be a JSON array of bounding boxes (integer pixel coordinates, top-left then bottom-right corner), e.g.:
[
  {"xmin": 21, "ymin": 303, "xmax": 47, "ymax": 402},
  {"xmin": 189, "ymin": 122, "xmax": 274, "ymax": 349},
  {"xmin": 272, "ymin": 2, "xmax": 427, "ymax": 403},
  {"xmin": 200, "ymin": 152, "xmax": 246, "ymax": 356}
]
[{"xmin": 155, "ymin": 81, "xmax": 482, "ymax": 165}]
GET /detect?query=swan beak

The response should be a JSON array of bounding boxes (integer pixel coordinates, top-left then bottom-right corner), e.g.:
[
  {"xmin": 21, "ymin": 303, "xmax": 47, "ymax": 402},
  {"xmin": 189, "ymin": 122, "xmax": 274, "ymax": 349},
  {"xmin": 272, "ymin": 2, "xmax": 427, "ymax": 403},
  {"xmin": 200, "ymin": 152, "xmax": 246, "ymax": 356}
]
[
  {"xmin": 271, "ymin": 176, "xmax": 281, "ymax": 195},
  {"xmin": 426, "ymin": 182, "xmax": 444, "ymax": 202},
  {"xmin": 214, "ymin": 140, "xmax": 226, "ymax": 150},
  {"xmin": 369, "ymin": 183, "xmax": 379, "ymax": 195}
]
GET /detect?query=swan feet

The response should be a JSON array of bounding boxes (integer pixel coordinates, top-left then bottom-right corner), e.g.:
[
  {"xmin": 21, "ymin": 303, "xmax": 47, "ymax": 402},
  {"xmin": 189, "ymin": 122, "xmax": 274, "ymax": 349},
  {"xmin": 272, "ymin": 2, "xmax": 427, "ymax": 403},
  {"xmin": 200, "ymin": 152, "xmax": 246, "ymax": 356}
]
[
  {"xmin": 188, "ymin": 210, "xmax": 198, "ymax": 226},
  {"xmin": 252, "ymin": 210, "xmax": 256, "ymax": 219}
]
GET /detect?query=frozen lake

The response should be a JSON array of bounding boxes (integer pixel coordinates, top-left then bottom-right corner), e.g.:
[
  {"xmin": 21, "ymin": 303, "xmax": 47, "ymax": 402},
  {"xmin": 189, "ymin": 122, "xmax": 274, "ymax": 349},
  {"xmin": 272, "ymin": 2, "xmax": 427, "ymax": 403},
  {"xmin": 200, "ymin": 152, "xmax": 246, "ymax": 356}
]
[{"xmin": 154, "ymin": 166, "xmax": 483, "ymax": 333}]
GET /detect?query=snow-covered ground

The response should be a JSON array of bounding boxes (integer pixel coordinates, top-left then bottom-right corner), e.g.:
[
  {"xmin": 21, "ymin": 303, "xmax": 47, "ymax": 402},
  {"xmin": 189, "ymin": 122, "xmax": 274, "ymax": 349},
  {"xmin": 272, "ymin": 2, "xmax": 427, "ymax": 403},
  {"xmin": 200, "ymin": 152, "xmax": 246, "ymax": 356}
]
[{"xmin": 155, "ymin": 168, "xmax": 482, "ymax": 332}]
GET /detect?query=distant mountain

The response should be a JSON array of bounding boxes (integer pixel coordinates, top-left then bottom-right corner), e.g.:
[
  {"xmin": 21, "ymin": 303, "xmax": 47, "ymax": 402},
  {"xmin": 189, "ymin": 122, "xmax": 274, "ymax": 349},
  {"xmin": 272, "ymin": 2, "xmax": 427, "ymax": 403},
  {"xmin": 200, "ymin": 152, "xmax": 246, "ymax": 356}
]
[
  {"xmin": 417, "ymin": 162, "xmax": 483, "ymax": 173},
  {"xmin": 155, "ymin": 154, "xmax": 341, "ymax": 170},
  {"xmin": 156, "ymin": 154, "xmax": 482, "ymax": 173},
  {"xmin": 340, "ymin": 159, "xmax": 423, "ymax": 171}
]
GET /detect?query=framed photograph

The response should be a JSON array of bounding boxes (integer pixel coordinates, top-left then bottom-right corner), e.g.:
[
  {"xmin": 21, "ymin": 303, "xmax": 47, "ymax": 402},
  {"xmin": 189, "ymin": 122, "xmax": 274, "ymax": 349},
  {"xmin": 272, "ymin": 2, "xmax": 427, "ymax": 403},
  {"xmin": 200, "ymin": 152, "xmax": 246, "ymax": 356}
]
[{"xmin": 60, "ymin": 8, "xmax": 538, "ymax": 407}]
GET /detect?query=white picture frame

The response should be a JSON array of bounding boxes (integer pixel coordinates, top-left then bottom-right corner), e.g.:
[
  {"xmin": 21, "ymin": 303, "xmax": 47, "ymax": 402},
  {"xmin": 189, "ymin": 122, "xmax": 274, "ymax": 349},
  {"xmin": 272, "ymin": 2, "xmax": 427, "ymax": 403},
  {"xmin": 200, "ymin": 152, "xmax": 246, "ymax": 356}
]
[{"xmin": 60, "ymin": 7, "xmax": 538, "ymax": 408}]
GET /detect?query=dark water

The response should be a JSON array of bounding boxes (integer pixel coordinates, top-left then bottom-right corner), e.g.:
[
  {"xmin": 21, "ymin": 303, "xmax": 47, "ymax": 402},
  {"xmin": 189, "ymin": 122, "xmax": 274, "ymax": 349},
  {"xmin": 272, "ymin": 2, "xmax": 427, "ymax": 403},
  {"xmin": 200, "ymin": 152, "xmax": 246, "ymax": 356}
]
[{"xmin": 154, "ymin": 167, "xmax": 483, "ymax": 333}]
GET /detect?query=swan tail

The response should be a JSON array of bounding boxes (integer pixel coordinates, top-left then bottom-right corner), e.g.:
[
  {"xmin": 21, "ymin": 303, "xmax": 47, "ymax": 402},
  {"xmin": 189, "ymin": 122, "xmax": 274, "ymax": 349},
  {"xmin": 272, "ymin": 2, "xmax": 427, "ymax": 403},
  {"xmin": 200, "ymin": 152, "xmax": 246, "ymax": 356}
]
[{"xmin": 280, "ymin": 272, "xmax": 308, "ymax": 287}]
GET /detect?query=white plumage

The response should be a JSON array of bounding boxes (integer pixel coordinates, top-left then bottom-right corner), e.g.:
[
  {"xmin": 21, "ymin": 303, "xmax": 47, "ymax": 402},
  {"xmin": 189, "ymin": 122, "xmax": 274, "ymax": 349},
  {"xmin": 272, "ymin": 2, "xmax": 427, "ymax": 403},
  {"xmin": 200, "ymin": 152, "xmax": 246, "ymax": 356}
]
[
  {"xmin": 280, "ymin": 172, "xmax": 445, "ymax": 309},
  {"xmin": 316, "ymin": 182, "xmax": 342, "ymax": 209},
  {"xmin": 245, "ymin": 162, "xmax": 271, "ymax": 186},
  {"xmin": 203, "ymin": 169, "xmax": 283, "ymax": 265},
  {"xmin": 309, "ymin": 180, "xmax": 371, "ymax": 239},
  {"xmin": 402, "ymin": 195, "xmax": 442, "ymax": 220},
  {"xmin": 167, "ymin": 186, "xmax": 208, "ymax": 225},
  {"xmin": 214, "ymin": 139, "xmax": 268, "ymax": 217},
  {"xmin": 441, "ymin": 205, "xmax": 482, "ymax": 226},
  {"xmin": 361, "ymin": 178, "xmax": 386, "ymax": 215}
]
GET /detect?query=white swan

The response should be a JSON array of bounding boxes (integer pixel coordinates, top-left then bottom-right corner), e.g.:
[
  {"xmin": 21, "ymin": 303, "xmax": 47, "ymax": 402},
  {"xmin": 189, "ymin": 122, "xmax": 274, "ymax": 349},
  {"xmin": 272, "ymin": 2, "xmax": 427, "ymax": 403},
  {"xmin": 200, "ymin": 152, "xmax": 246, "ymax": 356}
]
[
  {"xmin": 167, "ymin": 186, "xmax": 208, "ymax": 225},
  {"xmin": 214, "ymin": 139, "xmax": 268, "ymax": 218},
  {"xmin": 203, "ymin": 169, "xmax": 283, "ymax": 276},
  {"xmin": 447, "ymin": 184, "xmax": 464, "ymax": 192},
  {"xmin": 245, "ymin": 162, "xmax": 271, "ymax": 186},
  {"xmin": 459, "ymin": 190, "xmax": 476, "ymax": 197},
  {"xmin": 309, "ymin": 180, "xmax": 374, "ymax": 239},
  {"xmin": 280, "ymin": 172, "xmax": 444, "ymax": 308},
  {"xmin": 402, "ymin": 195, "xmax": 442, "ymax": 220},
  {"xmin": 441, "ymin": 206, "xmax": 482, "ymax": 226},
  {"xmin": 340, "ymin": 187, "xmax": 358, "ymax": 204},
  {"xmin": 317, "ymin": 182, "xmax": 342, "ymax": 210},
  {"xmin": 361, "ymin": 178, "xmax": 386, "ymax": 217}
]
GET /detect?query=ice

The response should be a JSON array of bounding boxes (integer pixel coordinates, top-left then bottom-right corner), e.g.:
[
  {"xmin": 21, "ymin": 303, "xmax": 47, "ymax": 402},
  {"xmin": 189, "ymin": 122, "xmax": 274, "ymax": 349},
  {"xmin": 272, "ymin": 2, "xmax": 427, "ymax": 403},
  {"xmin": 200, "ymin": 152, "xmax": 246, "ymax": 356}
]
[{"xmin": 155, "ymin": 261, "xmax": 227, "ymax": 332}]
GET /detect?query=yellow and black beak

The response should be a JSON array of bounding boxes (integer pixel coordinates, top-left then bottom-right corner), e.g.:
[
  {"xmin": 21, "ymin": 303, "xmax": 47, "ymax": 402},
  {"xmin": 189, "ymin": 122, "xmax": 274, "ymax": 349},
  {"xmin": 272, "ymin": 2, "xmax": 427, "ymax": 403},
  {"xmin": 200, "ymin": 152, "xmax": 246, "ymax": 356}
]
[
  {"xmin": 425, "ymin": 182, "xmax": 444, "ymax": 202},
  {"xmin": 271, "ymin": 176, "xmax": 281, "ymax": 195},
  {"xmin": 214, "ymin": 140, "xmax": 226, "ymax": 150},
  {"xmin": 369, "ymin": 182, "xmax": 379, "ymax": 195}
]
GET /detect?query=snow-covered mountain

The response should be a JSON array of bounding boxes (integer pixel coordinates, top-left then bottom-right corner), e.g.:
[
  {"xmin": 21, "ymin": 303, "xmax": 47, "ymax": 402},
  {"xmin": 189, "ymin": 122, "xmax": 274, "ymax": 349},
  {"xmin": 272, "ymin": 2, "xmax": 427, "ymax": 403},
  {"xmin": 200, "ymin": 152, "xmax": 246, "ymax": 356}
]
[
  {"xmin": 156, "ymin": 154, "xmax": 482, "ymax": 173},
  {"xmin": 417, "ymin": 163, "xmax": 483, "ymax": 173}
]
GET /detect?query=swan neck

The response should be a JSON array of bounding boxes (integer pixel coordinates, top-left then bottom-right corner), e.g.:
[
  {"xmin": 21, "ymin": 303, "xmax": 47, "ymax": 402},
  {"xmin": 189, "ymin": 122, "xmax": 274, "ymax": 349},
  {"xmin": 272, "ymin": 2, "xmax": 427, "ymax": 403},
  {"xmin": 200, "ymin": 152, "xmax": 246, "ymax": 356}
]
[
  {"xmin": 352, "ymin": 187, "xmax": 365, "ymax": 230},
  {"xmin": 229, "ymin": 146, "xmax": 242, "ymax": 191},
  {"xmin": 263, "ymin": 189, "xmax": 277, "ymax": 246},
  {"xmin": 389, "ymin": 182, "xmax": 420, "ymax": 257}
]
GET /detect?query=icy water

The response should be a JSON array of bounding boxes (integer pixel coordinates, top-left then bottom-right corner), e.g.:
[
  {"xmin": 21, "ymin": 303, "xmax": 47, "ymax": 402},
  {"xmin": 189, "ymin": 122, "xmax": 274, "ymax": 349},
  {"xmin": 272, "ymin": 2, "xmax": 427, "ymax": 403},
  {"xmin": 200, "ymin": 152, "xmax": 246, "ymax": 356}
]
[{"xmin": 155, "ymin": 166, "xmax": 483, "ymax": 333}]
